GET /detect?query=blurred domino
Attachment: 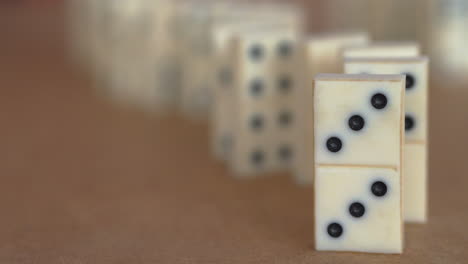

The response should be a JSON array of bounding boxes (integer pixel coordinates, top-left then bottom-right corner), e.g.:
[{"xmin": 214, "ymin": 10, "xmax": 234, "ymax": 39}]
[
  {"xmin": 179, "ymin": 2, "xmax": 304, "ymax": 120},
  {"xmin": 146, "ymin": 0, "xmax": 183, "ymax": 111},
  {"xmin": 305, "ymin": 32, "xmax": 370, "ymax": 74},
  {"xmin": 211, "ymin": 22, "xmax": 302, "ymax": 161},
  {"xmin": 211, "ymin": 22, "xmax": 267, "ymax": 161},
  {"xmin": 96, "ymin": 0, "xmax": 183, "ymax": 112},
  {"xmin": 226, "ymin": 30, "xmax": 301, "ymax": 176},
  {"xmin": 102, "ymin": 0, "xmax": 154, "ymax": 106},
  {"xmin": 178, "ymin": 2, "xmax": 234, "ymax": 120}
]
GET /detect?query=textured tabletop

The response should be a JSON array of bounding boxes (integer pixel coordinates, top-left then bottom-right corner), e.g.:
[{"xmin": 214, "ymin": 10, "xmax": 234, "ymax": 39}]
[{"xmin": 0, "ymin": 3, "xmax": 467, "ymax": 264}]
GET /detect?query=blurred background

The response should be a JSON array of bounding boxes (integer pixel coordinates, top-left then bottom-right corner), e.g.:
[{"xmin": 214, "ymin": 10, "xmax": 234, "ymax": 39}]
[{"xmin": 0, "ymin": 0, "xmax": 467, "ymax": 263}]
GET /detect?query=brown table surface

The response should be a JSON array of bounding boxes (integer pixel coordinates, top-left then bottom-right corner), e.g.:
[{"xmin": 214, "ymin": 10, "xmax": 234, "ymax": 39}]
[{"xmin": 1, "ymin": 3, "xmax": 467, "ymax": 264}]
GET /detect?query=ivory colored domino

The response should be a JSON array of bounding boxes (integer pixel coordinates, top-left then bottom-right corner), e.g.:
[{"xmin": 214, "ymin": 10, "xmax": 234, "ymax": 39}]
[
  {"xmin": 211, "ymin": 22, "xmax": 300, "ymax": 161},
  {"xmin": 177, "ymin": 2, "xmax": 233, "ymax": 119},
  {"xmin": 305, "ymin": 32, "xmax": 370, "ymax": 74},
  {"xmin": 344, "ymin": 57, "xmax": 429, "ymax": 222},
  {"xmin": 228, "ymin": 30, "xmax": 301, "ymax": 176},
  {"xmin": 343, "ymin": 42, "xmax": 420, "ymax": 59},
  {"xmin": 314, "ymin": 74, "xmax": 405, "ymax": 254},
  {"xmin": 211, "ymin": 23, "xmax": 242, "ymax": 161},
  {"xmin": 179, "ymin": 2, "xmax": 303, "ymax": 120},
  {"xmin": 294, "ymin": 32, "xmax": 370, "ymax": 185},
  {"xmin": 95, "ymin": 0, "xmax": 180, "ymax": 112},
  {"xmin": 96, "ymin": 0, "xmax": 149, "ymax": 104}
]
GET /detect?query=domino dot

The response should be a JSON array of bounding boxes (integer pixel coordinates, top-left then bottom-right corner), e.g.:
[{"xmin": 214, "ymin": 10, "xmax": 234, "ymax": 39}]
[
  {"xmin": 278, "ymin": 75, "xmax": 292, "ymax": 94},
  {"xmin": 278, "ymin": 145, "xmax": 293, "ymax": 162},
  {"xmin": 327, "ymin": 222, "xmax": 343, "ymax": 238},
  {"xmin": 348, "ymin": 115, "xmax": 365, "ymax": 131},
  {"xmin": 277, "ymin": 41, "xmax": 292, "ymax": 57},
  {"xmin": 371, "ymin": 181, "xmax": 388, "ymax": 197},
  {"xmin": 326, "ymin": 137, "xmax": 342, "ymax": 153},
  {"xmin": 249, "ymin": 44, "xmax": 264, "ymax": 61},
  {"xmin": 278, "ymin": 111, "xmax": 293, "ymax": 127},
  {"xmin": 251, "ymin": 150, "xmax": 265, "ymax": 166},
  {"xmin": 249, "ymin": 79, "xmax": 264, "ymax": 97},
  {"xmin": 404, "ymin": 73, "xmax": 416, "ymax": 90},
  {"xmin": 349, "ymin": 202, "xmax": 366, "ymax": 218},
  {"xmin": 250, "ymin": 114, "xmax": 264, "ymax": 131},
  {"xmin": 371, "ymin": 93, "xmax": 388, "ymax": 110},
  {"xmin": 405, "ymin": 114, "xmax": 415, "ymax": 131}
]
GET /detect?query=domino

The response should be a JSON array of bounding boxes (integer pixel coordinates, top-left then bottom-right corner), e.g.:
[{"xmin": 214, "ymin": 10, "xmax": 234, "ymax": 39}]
[
  {"xmin": 129, "ymin": 0, "xmax": 183, "ymax": 112},
  {"xmin": 211, "ymin": 22, "xmax": 302, "ymax": 161},
  {"xmin": 227, "ymin": 30, "xmax": 301, "ymax": 176},
  {"xmin": 344, "ymin": 57, "xmax": 429, "ymax": 222},
  {"xmin": 178, "ymin": 2, "xmax": 237, "ymax": 119},
  {"xmin": 102, "ymin": 0, "xmax": 155, "ymax": 107},
  {"xmin": 211, "ymin": 22, "xmax": 265, "ymax": 161},
  {"xmin": 294, "ymin": 32, "xmax": 370, "ymax": 185},
  {"xmin": 314, "ymin": 74, "xmax": 405, "ymax": 254},
  {"xmin": 304, "ymin": 32, "xmax": 370, "ymax": 74},
  {"xmin": 181, "ymin": 56, "xmax": 214, "ymax": 117},
  {"xmin": 147, "ymin": 0, "xmax": 183, "ymax": 110},
  {"xmin": 180, "ymin": 2, "xmax": 304, "ymax": 120},
  {"xmin": 343, "ymin": 42, "xmax": 420, "ymax": 59},
  {"xmin": 101, "ymin": 0, "xmax": 183, "ymax": 112}
]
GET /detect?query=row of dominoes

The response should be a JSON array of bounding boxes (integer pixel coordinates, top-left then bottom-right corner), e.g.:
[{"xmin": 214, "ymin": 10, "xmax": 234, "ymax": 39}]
[
  {"xmin": 66, "ymin": 0, "xmax": 302, "ymax": 115},
  {"xmin": 66, "ymin": 0, "xmax": 428, "ymax": 255}
]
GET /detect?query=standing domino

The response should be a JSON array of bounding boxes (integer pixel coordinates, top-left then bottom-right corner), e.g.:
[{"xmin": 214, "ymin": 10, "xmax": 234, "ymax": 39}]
[
  {"xmin": 314, "ymin": 74, "xmax": 405, "ymax": 254},
  {"xmin": 211, "ymin": 22, "xmax": 300, "ymax": 161},
  {"xmin": 179, "ymin": 2, "xmax": 303, "ymax": 120},
  {"xmin": 345, "ymin": 57, "xmax": 429, "ymax": 222},
  {"xmin": 304, "ymin": 32, "xmax": 370, "ymax": 74},
  {"xmin": 228, "ymin": 30, "xmax": 301, "ymax": 176}
]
